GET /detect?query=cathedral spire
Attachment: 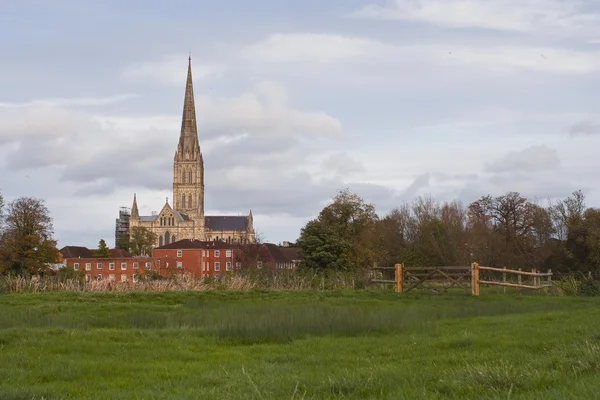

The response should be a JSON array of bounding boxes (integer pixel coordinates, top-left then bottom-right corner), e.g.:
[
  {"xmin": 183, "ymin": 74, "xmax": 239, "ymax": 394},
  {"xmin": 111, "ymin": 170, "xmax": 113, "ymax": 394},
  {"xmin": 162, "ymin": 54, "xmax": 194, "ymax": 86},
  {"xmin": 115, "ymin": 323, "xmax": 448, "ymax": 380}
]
[
  {"xmin": 131, "ymin": 193, "xmax": 139, "ymax": 218},
  {"xmin": 178, "ymin": 56, "xmax": 199, "ymax": 153}
]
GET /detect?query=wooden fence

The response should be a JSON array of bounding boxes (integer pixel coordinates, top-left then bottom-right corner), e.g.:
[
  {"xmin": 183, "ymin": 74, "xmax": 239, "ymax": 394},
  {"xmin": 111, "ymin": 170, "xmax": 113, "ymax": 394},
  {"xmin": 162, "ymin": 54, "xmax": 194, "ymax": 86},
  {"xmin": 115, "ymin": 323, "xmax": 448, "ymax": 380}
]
[{"xmin": 371, "ymin": 263, "xmax": 553, "ymax": 296}]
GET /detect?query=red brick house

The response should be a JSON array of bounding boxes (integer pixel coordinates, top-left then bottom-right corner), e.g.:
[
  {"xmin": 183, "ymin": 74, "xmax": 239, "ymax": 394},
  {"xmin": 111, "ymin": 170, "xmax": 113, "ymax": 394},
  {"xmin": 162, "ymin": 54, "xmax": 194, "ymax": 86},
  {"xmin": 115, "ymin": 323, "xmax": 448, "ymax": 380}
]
[
  {"xmin": 153, "ymin": 239, "xmax": 243, "ymax": 279},
  {"xmin": 152, "ymin": 239, "xmax": 301, "ymax": 278},
  {"xmin": 63, "ymin": 257, "xmax": 179, "ymax": 283}
]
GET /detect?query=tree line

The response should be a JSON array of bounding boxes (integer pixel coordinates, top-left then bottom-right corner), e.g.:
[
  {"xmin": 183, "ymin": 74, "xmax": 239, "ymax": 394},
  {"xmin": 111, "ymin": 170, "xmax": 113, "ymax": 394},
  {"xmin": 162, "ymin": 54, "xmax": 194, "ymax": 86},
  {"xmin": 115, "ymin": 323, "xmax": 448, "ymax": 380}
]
[
  {"xmin": 296, "ymin": 188, "xmax": 599, "ymax": 275},
  {"xmin": 2, "ymin": 187, "xmax": 599, "ymax": 277}
]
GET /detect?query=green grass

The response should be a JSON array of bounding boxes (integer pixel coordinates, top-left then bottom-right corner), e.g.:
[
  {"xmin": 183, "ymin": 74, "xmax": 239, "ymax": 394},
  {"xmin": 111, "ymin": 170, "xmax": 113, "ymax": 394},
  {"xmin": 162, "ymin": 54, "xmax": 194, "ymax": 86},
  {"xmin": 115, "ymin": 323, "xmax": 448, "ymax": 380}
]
[{"xmin": 0, "ymin": 290, "xmax": 599, "ymax": 399}]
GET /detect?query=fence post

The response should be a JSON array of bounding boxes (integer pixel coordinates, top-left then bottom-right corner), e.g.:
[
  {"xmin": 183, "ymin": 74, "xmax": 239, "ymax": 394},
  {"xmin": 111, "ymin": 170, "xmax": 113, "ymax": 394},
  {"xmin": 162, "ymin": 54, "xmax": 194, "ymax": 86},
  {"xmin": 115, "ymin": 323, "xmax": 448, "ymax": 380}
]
[
  {"xmin": 547, "ymin": 269, "xmax": 552, "ymax": 286},
  {"xmin": 518, "ymin": 268, "xmax": 522, "ymax": 285},
  {"xmin": 502, "ymin": 266, "xmax": 507, "ymax": 294},
  {"xmin": 532, "ymin": 268, "xmax": 537, "ymax": 287},
  {"xmin": 471, "ymin": 262, "xmax": 480, "ymax": 296},
  {"xmin": 395, "ymin": 263, "xmax": 403, "ymax": 293}
]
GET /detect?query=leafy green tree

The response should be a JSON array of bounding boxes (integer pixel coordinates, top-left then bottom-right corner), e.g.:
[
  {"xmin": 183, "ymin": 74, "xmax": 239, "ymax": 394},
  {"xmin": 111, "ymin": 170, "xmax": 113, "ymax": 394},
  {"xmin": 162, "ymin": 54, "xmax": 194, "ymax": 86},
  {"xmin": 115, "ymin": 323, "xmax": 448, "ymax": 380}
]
[
  {"xmin": 129, "ymin": 227, "xmax": 158, "ymax": 256},
  {"xmin": 93, "ymin": 239, "xmax": 111, "ymax": 258},
  {"xmin": 296, "ymin": 219, "xmax": 352, "ymax": 271},
  {"xmin": 116, "ymin": 235, "xmax": 130, "ymax": 252},
  {"xmin": 297, "ymin": 188, "xmax": 381, "ymax": 271},
  {"xmin": 0, "ymin": 197, "xmax": 60, "ymax": 275}
]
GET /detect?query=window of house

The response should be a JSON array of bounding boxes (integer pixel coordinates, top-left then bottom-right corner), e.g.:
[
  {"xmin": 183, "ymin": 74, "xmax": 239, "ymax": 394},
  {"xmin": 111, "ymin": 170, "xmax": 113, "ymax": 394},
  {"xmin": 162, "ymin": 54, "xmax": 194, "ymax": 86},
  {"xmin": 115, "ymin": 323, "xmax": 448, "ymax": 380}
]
[
  {"xmin": 121, "ymin": 275, "xmax": 127, "ymax": 282},
  {"xmin": 85, "ymin": 263, "xmax": 91, "ymax": 271},
  {"xmin": 226, "ymin": 262, "xmax": 232, "ymax": 271},
  {"xmin": 73, "ymin": 263, "xmax": 79, "ymax": 271},
  {"xmin": 215, "ymin": 274, "xmax": 221, "ymax": 279},
  {"xmin": 97, "ymin": 263, "xmax": 103, "ymax": 269},
  {"xmin": 214, "ymin": 262, "xmax": 220, "ymax": 272},
  {"xmin": 215, "ymin": 250, "xmax": 220, "ymax": 257},
  {"xmin": 109, "ymin": 263, "xmax": 115, "ymax": 270},
  {"xmin": 96, "ymin": 274, "xmax": 102, "ymax": 281},
  {"xmin": 133, "ymin": 274, "xmax": 139, "ymax": 283},
  {"xmin": 109, "ymin": 274, "xmax": 115, "ymax": 282},
  {"xmin": 145, "ymin": 262, "xmax": 151, "ymax": 270},
  {"xmin": 121, "ymin": 262, "xmax": 127, "ymax": 270},
  {"xmin": 226, "ymin": 250, "xmax": 231, "ymax": 257},
  {"xmin": 257, "ymin": 261, "xmax": 263, "ymax": 269},
  {"xmin": 133, "ymin": 262, "xmax": 138, "ymax": 269},
  {"xmin": 85, "ymin": 274, "xmax": 91, "ymax": 282},
  {"xmin": 177, "ymin": 250, "xmax": 182, "ymax": 257},
  {"xmin": 177, "ymin": 261, "xmax": 183, "ymax": 269},
  {"xmin": 236, "ymin": 262, "xmax": 241, "ymax": 269}
]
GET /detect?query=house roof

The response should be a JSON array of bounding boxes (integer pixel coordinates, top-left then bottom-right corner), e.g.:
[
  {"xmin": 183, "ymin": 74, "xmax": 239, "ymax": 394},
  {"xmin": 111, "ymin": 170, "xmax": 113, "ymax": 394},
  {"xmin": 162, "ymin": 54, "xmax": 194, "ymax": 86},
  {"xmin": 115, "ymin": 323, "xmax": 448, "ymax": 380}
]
[
  {"xmin": 279, "ymin": 247, "xmax": 301, "ymax": 262},
  {"xmin": 60, "ymin": 246, "xmax": 93, "ymax": 259},
  {"xmin": 261, "ymin": 243, "xmax": 301, "ymax": 263},
  {"xmin": 60, "ymin": 246, "xmax": 130, "ymax": 259},
  {"xmin": 108, "ymin": 249, "xmax": 130, "ymax": 258},
  {"xmin": 205, "ymin": 216, "xmax": 249, "ymax": 231}
]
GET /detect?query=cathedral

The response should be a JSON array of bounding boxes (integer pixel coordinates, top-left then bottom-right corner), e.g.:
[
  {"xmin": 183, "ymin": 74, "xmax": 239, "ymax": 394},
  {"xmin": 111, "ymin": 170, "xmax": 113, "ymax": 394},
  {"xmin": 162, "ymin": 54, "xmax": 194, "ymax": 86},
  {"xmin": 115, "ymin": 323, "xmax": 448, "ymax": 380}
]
[{"xmin": 129, "ymin": 57, "xmax": 256, "ymax": 247}]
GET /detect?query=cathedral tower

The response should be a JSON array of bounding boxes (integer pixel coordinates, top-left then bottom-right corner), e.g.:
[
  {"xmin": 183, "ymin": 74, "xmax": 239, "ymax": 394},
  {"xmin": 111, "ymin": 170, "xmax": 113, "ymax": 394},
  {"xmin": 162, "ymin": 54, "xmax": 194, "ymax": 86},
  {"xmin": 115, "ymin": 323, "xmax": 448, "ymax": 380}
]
[{"xmin": 173, "ymin": 56, "xmax": 205, "ymax": 219}]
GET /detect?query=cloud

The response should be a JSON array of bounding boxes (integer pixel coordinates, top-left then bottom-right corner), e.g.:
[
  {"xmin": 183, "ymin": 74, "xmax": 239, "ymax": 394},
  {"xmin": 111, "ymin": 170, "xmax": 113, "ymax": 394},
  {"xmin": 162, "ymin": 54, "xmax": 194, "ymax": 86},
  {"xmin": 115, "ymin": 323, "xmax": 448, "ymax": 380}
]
[
  {"xmin": 0, "ymin": 94, "xmax": 137, "ymax": 108},
  {"xmin": 195, "ymin": 80, "xmax": 343, "ymax": 138},
  {"xmin": 568, "ymin": 121, "xmax": 600, "ymax": 136},
  {"xmin": 240, "ymin": 33, "xmax": 396, "ymax": 63},
  {"xmin": 349, "ymin": 0, "xmax": 600, "ymax": 34},
  {"xmin": 403, "ymin": 173, "xmax": 431, "ymax": 197},
  {"xmin": 485, "ymin": 145, "xmax": 560, "ymax": 173},
  {"xmin": 122, "ymin": 54, "xmax": 226, "ymax": 85},
  {"xmin": 240, "ymin": 33, "xmax": 600, "ymax": 75},
  {"xmin": 321, "ymin": 153, "xmax": 365, "ymax": 175},
  {"xmin": 0, "ymin": 81, "xmax": 343, "ymax": 199}
]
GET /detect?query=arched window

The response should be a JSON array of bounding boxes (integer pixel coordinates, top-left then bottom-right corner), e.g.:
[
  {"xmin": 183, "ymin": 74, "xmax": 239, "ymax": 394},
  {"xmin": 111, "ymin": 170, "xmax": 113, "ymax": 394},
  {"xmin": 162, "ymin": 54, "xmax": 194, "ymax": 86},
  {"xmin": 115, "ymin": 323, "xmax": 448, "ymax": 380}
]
[
  {"xmin": 159, "ymin": 236, "xmax": 163, "ymax": 247},
  {"xmin": 182, "ymin": 194, "xmax": 186, "ymax": 209},
  {"xmin": 165, "ymin": 231, "xmax": 171, "ymax": 245},
  {"xmin": 188, "ymin": 194, "xmax": 193, "ymax": 208},
  {"xmin": 182, "ymin": 170, "xmax": 186, "ymax": 184},
  {"xmin": 188, "ymin": 171, "xmax": 192, "ymax": 183},
  {"xmin": 172, "ymin": 236, "xmax": 176, "ymax": 243}
]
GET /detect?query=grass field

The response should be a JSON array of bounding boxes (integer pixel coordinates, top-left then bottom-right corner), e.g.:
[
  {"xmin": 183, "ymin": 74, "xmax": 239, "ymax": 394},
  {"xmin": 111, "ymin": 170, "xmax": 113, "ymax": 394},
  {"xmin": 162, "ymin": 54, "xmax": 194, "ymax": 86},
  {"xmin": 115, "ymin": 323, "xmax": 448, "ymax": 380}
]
[{"xmin": 0, "ymin": 290, "xmax": 599, "ymax": 399}]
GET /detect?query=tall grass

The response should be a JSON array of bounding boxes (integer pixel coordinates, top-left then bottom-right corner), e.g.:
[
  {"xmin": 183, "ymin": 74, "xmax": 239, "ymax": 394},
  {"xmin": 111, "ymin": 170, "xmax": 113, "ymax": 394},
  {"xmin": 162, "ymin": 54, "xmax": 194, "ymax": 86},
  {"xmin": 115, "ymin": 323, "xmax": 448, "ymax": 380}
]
[{"xmin": 0, "ymin": 269, "xmax": 367, "ymax": 294}]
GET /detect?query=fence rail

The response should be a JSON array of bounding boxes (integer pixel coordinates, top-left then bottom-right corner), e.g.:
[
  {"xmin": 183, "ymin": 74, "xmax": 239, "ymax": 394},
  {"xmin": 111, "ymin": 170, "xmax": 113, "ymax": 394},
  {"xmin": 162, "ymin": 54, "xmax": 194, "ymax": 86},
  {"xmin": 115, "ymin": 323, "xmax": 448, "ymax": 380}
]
[{"xmin": 370, "ymin": 263, "xmax": 553, "ymax": 296}]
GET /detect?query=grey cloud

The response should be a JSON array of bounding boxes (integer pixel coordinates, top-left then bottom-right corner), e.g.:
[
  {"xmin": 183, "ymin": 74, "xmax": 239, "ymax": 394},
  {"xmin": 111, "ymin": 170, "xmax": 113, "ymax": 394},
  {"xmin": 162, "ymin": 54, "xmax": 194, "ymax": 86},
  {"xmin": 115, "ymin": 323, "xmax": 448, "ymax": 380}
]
[
  {"xmin": 568, "ymin": 121, "xmax": 600, "ymax": 136},
  {"xmin": 485, "ymin": 145, "xmax": 560, "ymax": 173},
  {"xmin": 403, "ymin": 173, "xmax": 431, "ymax": 197},
  {"xmin": 204, "ymin": 134, "xmax": 305, "ymax": 171},
  {"xmin": 321, "ymin": 153, "xmax": 365, "ymax": 176},
  {"xmin": 205, "ymin": 171, "xmax": 343, "ymax": 218}
]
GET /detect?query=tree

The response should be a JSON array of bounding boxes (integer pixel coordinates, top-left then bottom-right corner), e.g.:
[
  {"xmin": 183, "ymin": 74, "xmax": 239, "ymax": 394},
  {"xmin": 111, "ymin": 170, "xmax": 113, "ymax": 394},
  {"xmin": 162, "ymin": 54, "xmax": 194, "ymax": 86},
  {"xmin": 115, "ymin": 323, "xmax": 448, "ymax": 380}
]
[
  {"xmin": 0, "ymin": 191, "xmax": 4, "ymax": 222},
  {"xmin": 93, "ymin": 239, "xmax": 111, "ymax": 258},
  {"xmin": 116, "ymin": 235, "xmax": 130, "ymax": 252},
  {"xmin": 296, "ymin": 219, "xmax": 353, "ymax": 271},
  {"xmin": 0, "ymin": 197, "xmax": 60, "ymax": 275},
  {"xmin": 297, "ymin": 188, "xmax": 381, "ymax": 271},
  {"xmin": 128, "ymin": 227, "xmax": 158, "ymax": 256}
]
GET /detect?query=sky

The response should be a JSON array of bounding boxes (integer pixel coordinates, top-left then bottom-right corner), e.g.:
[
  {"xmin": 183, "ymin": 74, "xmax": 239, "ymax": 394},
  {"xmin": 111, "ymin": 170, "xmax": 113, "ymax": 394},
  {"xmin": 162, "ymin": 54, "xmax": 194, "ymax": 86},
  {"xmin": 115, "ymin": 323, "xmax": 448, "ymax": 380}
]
[{"xmin": 1, "ymin": 0, "xmax": 599, "ymax": 248}]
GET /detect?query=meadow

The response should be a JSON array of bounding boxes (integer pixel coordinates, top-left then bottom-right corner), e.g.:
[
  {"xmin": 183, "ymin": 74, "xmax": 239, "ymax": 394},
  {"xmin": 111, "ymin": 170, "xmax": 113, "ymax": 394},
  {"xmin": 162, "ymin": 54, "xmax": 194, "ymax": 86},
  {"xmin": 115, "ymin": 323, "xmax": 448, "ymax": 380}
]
[{"xmin": 0, "ymin": 290, "xmax": 599, "ymax": 399}]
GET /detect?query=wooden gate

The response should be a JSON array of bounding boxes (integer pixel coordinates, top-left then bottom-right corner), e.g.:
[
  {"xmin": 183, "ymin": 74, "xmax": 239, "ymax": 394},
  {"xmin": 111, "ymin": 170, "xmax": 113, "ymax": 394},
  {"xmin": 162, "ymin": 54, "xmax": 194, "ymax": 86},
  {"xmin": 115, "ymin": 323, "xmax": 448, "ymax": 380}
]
[
  {"xmin": 401, "ymin": 265, "xmax": 473, "ymax": 294},
  {"xmin": 372, "ymin": 263, "xmax": 553, "ymax": 296}
]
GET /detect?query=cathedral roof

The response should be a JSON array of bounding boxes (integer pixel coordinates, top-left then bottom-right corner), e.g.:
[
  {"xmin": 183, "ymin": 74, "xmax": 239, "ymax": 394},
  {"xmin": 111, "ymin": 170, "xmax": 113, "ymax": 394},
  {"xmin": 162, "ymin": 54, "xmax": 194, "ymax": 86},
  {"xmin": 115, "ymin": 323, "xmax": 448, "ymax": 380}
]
[
  {"xmin": 204, "ymin": 215, "xmax": 250, "ymax": 231},
  {"xmin": 156, "ymin": 239, "xmax": 239, "ymax": 250}
]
